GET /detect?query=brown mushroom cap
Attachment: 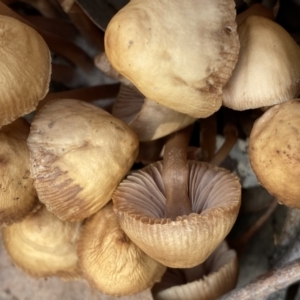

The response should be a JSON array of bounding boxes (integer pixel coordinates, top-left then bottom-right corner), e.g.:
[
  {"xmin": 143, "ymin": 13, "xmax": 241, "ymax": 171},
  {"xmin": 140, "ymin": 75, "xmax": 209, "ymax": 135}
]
[
  {"xmin": 27, "ymin": 99, "xmax": 139, "ymax": 221},
  {"xmin": 105, "ymin": 0, "xmax": 239, "ymax": 118},
  {"xmin": 113, "ymin": 85, "xmax": 196, "ymax": 141},
  {"xmin": 0, "ymin": 118, "xmax": 39, "ymax": 226},
  {"xmin": 0, "ymin": 15, "xmax": 51, "ymax": 127},
  {"xmin": 77, "ymin": 202, "xmax": 166, "ymax": 296},
  {"xmin": 151, "ymin": 241, "xmax": 238, "ymax": 300},
  {"xmin": 2, "ymin": 206, "xmax": 81, "ymax": 279},
  {"xmin": 249, "ymin": 99, "xmax": 300, "ymax": 208},
  {"xmin": 113, "ymin": 161, "xmax": 241, "ymax": 268},
  {"xmin": 223, "ymin": 16, "xmax": 300, "ymax": 110}
]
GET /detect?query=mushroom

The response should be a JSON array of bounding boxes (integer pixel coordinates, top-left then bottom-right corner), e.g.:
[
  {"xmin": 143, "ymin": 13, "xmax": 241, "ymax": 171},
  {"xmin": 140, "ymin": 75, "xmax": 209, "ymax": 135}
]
[
  {"xmin": 105, "ymin": 0, "xmax": 240, "ymax": 118},
  {"xmin": 27, "ymin": 99, "xmax": 139, "ymax": 221},
  {"xmin": 2, "ymin": 205, "xmax": 81, "ymax": 279},
  {"xmin": 0, "ymin": 118, "xmax": 39, "ymax": 226},
  {"xmin": 223, "ymin": 16, "xmax": 300, "ymax": 110},
  {"xmin": 77, "ymin": 202, "xmax": 166, "ymax": 296},
  {"xmin": 151, "ymin": 241, "xmax": 238, "ymax": 300},
  {"xmin": 249, "ymin": 99, "xmax": 300, "ymax": 209},
  {"xmin": 0, "ymin": 15, "xmax": 51, "ymax": 127}
]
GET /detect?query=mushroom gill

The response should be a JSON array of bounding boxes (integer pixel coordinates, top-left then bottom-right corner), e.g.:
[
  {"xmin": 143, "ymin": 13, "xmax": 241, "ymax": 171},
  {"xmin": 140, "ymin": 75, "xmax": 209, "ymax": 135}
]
[{"xmin": 113, "ymin": 161, "xmax": 241, "ymax": 268}]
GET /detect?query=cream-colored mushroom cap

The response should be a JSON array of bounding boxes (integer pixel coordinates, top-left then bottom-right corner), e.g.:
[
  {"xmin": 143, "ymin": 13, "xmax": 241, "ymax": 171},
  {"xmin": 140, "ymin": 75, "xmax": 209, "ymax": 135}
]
[
  {"xmin": 0, "ymin": 118, "xmax": 39, "ymax": 226},
  {"xmin": 249, "ymin": 99, "xmax": 300, "ymax": 208},
  {"xmin": 113, "ymin": 85, "xmax": 196, "ymax": 141},
  {"xmin": 27, "ymin": 99, "xmax": 139, "ymax": 222},
  {"xmin": 105, "ymin": 0, "xmax": 239, "ymax": 118},
  {"xmin": 2, "ymin": 206, "xmax": 81, "ymax": 279},
  {"xmin": 223, "ymin": 16, "xmax": 300, "ymax": 110},
  {"xmin": 151, "ymin": 241, "xmax": 238, "ymax": 300},
  {"xmin": 0, "ymin": 15, "xmax": 51, "ymax": 127},
  {"xmin": 77, "ymin": 202, "xmax": 166, "ymax": 296},
  {"xmin": 113, "ymin": 161, "xmax": 241, "ymax": 268}
]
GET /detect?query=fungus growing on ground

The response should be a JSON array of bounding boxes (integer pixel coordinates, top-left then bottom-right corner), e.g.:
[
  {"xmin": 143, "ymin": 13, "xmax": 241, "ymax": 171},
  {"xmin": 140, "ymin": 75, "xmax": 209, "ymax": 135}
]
[
  {"xmin": 105, "ymin": 0, "xmax": 240, "ymax": 118},
  {"xmin": 0, "ymin": 118, "xmax": 39, "ymax": 226},
  {"xmin": 77, "ymin": 202, "xmax": 166, "ymax": 296},
  {"xmin": 223, "ymin": 16, "xmax": 300, "ymax": 110},
  {"xmin": 151, "ymin": 241, "xmax": 238, "ymax": 300},
  {"xmin": 0, "ymin": 15, "xmax": 51, "ymax": 127},
  {"xmin": 249, "ymin": 99, "xmax": 300, "ymax": 209},
  {"xmin": 2, "ymin": 206, "xmax": 81, "ymax": 279},
  {"xmin": 27, "ymin": 99, "xmax": 139, "ymax": 221}
]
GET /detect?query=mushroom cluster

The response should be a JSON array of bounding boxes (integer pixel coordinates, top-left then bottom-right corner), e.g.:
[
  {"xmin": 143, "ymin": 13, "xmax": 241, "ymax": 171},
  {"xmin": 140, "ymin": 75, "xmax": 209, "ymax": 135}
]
[{"xmin": 1, "ymin": 1, "xmax": 299, "ymax": 299}]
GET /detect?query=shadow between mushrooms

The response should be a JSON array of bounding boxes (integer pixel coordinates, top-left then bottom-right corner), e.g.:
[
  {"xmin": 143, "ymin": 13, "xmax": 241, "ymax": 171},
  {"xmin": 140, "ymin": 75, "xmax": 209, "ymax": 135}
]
[{"xmin": 112, "ymin": 161, "xmax": 241, "ymax": 268}]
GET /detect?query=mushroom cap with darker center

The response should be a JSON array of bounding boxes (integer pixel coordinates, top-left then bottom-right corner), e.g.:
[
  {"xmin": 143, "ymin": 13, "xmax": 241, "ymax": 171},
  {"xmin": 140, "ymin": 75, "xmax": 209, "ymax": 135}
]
[{"xmin": 112, "ymin": 161, "xmax": 241, "ymax": 268}]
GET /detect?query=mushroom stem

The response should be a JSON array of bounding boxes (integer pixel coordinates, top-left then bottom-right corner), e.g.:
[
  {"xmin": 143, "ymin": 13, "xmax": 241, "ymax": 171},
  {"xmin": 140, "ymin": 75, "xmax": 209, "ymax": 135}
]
[
  {"xmin": 163, "ymin": 126, "xmax": 193, "ymax": 220},
  {"xmin": 219, "ymin": 258, "xmax": 300, "ymax": 300},
  {"xmin": 51, "ymin": 63, "xmax": 77, "ymax": 86},
  {"xmin": 200, "ymin": 114, "xmax": 217, "ymax": 162},
  {"xmin": 37, "ymin": 83, "xmax": 120, "ymax": 110}
]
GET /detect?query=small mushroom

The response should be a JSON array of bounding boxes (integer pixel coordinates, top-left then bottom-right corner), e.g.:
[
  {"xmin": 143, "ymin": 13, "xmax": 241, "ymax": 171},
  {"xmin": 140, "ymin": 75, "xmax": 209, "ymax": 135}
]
[
  {"xmin": 2, "ymin": 205, "xmax": 81, "ymax": 279},
  {"xmin": 105, "ymin": 0, "xmax": 240, "ymax": 118},
  {"xmin": 151, "ymin": 241, "xmax": 238, "ymax": 300},
  {"xmin": 0, "ymin": 15, "xmax": 51, "ymax": 127},
  {"xmin": 0, "ymin": 118, "xmax": 39, "ymax": 226},
  {"xmin": 27, "ymin": 99, "xmax": 139, "ymax": 221},
  {"xmin": 77, "ymin": 202, "xmax": 166, "ymax": 296}
]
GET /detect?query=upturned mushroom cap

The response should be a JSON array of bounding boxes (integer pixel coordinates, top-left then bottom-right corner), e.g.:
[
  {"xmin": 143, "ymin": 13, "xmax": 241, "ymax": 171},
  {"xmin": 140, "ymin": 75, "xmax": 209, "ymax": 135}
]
[
  {"xmin": 77, "ymin": 202, "xmax": 166, "ymax": 296},
  {"xmin": 2, "ymin": 205, "xmax": 81, "ymax": 279},
  {"xmin": 113, "ymin": 85, "xmax": 196, "ymax": 141},
  {"xmin": 151, "ymin": 241, "xmax": 238, "ymax": 300},
  {"xmin": 249, "ymin": 99, "xmax": 300, "ymax": 208},
  {"xmin": 113, "ymin": 161, "xmax": 241, "ymax": 268},
  {"xmin": 27, "ymin": 99, "xmax": 139, "ymax": 221},
  {"xmin": 0, "ymin": 118, "xmax": 39, "ymax": 226},
  {"xmin": 223, "ymin": 16, "xmax": 300, "ymax": 110},
  {"xmin": 0, "ymin": 15, "xmax": 51, "ymax": 127},
  {"xmin": 105, "ymin": 0, "xmax": 240, "ymax": 118}
]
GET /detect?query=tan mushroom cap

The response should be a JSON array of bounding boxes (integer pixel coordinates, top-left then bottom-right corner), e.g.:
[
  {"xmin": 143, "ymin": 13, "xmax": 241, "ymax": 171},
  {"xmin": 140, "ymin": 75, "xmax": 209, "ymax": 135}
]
[
  {"xmin": 27, "ymin": 99, "xmax": 139, "ymax": 222},
  {"xmin": 2, "ymin": 206, "xmax": 81, "ymax": 279},
  {"xmin": 113, "ymin": 85, "xmax": 196, "ymax": 141},
  {"xmin": 77, "ymin": 202, "xmax": 166, "ymax": 296},
  {"xmin": 0, "ymin": 15, "xmax": 51, "ymax": 127},
  {"xmin": 0, "ymin": 118, "xmax": 39, "ymax": 226},
  {"xmin": 105, "ymin": 0, "xmax": 239, "ymax": 118},
  {"xmin": 113, "ymin": 161, "xmax": 241, "ymax": 268},
  {"xmin": 249, "ymin": 99, "xmax": 300, "ymax": 208},
  {"xmin": 151, "ymin": 241, "xmax": 238, "ymax": 300},
  {"xmin": 223, "ymin": 16, "xmax": 300, "ymax": 110}
]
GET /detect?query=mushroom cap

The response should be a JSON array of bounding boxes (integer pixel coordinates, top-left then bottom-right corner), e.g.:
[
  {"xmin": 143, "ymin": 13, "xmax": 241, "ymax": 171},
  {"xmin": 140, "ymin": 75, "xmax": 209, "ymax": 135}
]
[
  {"xmin": 0, "ymin": 15, "xmax": 51, "ymax": 127},
  {"xmin": 112, "ymin": 161, "xmax": 241, "ymax": 268},
  {"xmin": 113, "ymin": 85, "xmax": 196, "ymax": 141},
  {"xmin": 151, "ymin": 241, "xmax": 238, "ymax": 300},
  {"xmin": 105, "ymin": 0, "xmax": 239, "ymax": 118},
  {"xmin": 223, "ymin": 16, "xmax": 300, "ymax": 110},
  {"xmin": 77, "ymin": 202, "xmax": 166, "ymax": 296},
  {"xmin": 249, "ymin": 99, "xmax": 300, "ymax": 208},
  {"xmin": 2, "ymin": 206, "xmax": 81, "ymax": 279},
  {"xmin": 27, "ymin": 99, "xmax": 139, "ymax": 221},
  {"xmin": 0, "ymin": 118, "xmax": 39, "ymax": 226}
]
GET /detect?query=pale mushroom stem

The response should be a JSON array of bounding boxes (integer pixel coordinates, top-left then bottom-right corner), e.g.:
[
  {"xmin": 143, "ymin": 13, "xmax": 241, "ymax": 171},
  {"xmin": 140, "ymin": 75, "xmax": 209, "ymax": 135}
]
[
  {"xmin": 162, "ymin": 126, "xmax": 193, "ymax": 220},
  {"xmin": 37, "ymin": 83, "xmax": 120, "ymax": 110},
  {"xmin": 200, "ymin": 114, "xmax": 217, "ymax": 162}
]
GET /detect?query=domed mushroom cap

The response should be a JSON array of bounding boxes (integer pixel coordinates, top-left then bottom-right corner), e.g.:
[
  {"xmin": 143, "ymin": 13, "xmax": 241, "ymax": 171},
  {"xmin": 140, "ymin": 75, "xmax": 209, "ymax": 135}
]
[
  {"xmin": 0, "ymin": 15, "xmax": 51, "ymax": 127},
  {"xmin": 27, "ymin": 99, "xmax": 139, "ymax": 222},
  {"xmin": 105, "ymin": 0, "xmax": 239, "ymax": 118},
  {"xmin": 249, "ymin": 99, "xmax": 300, "ymax": 208},
  {"xmin": 0, "ymin": 118, "xmax": 39, "ymax": 226},
  {"xmin": 113, "ymin": 85, "xmax": 196, "ymax": 141},
  {"xmin": 151, "ymin": 241, "xmax": 238, "ymax": 300},
  {"xmin": 113, "ymin": 161, "xmax": 241, "ymax": 268},
  {"xmin": 2, "ymin": 206, "xmax": 81, "ymax": 279},
  {"xmin": 77, "ymin": 202, "xmax": 166, "ymax": 296},
  {"xmin": 223, "ymin": 16, "xmax": 300, "ymax": 110}
]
